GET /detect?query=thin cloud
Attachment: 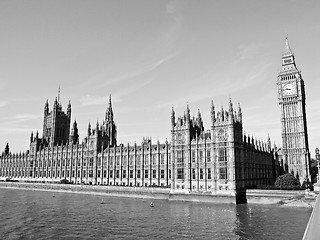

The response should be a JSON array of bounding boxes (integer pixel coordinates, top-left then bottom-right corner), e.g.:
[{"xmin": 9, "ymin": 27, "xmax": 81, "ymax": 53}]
[
  {"xmin": 79, "ymin": 76, "xmax": 154, "ymax": 107},
  {"xmin": 154, "ymin": 62, "xmax": 271, "ymax": 111},
  {"xmin": 79, "ymin": 94, "xmax": 122, "ymax": 107},
  {"xmin": 88, "ymin": 52, "xmax": 179, "ymax": 92},
  {"xmin": 106, "ymin": 53, "xmax": 177, "ymax": 86},
  {"xmin": 236, "ymin": 44, "xmax": 264, "ymax": 62},
  {"xmin": 79, "ymin": 95, "xmax": 108, "ymax": 107},
  {"xmin": 0, "ymin": 126, "xmax": 33, "ymax": 133},
  {"xmin": 1, "ymin": 114, "xmax": 41, "ymax": 123},
  {"xmin": 149, "ymin": 52, "xmax": 178, "ymax": 71},
  {"xmin": 243, "ymin": 106, "xmax": 261, "ymax": 111},
  {"xmin": 165, "ymin": 0, "xmax": 184, "ymax": 46}
]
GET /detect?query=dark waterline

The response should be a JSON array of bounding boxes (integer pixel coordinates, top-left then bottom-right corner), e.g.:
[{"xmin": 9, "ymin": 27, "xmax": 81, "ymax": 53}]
[{"xmin": 0, "ymin": 188, "xmax": 311, "ymax": 240}]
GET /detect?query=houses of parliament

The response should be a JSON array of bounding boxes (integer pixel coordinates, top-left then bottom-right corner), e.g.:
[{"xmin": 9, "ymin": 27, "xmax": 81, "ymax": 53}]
[{"xmin": 0, "ymin": 39, "xmax": 311, "ymax": 196}]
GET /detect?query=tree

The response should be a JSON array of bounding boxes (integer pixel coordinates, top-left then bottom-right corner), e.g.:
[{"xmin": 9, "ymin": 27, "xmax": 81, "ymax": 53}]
[
  {"xmin": 310, "ymin": 158, "xmax": 318, "ymax": 184},
  {"xmin": 275, "ymin": 173, "xmax": 300, "ymax": 189}
]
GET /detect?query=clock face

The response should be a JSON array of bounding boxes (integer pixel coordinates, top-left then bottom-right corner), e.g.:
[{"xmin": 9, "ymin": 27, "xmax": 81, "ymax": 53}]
[{"xmin": 282, "ymin": 83, "xmax": 297, "ymax": 96}]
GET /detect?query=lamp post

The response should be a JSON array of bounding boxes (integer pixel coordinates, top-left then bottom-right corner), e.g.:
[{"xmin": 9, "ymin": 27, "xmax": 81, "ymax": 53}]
[{"xmin": 317, "ymin": 159, "xmax": 320, "ymax": 182}]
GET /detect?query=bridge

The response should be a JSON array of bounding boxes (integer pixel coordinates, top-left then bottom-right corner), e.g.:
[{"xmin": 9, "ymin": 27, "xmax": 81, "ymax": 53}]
[{"xmin": 302, "ymin": 193, "xmax": 320, "ymax": 240}]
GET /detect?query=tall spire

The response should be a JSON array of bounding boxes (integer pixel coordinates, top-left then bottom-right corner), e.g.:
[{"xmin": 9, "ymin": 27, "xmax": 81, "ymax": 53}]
[
  {"xmin": 109, "ymin": 94, "xmax": 112, "ymax": 108},
  {"xmin": 105, "ymin": 94, "xmax": 114, "ymax": 123},
  {"xmin": 58, "ymin": 85, "xmax": 61, "ymax": 103},
  {"xmin": 283, "ymin": 37, "xmax": 293, "ymax": 57},
  {"xmin": 281, "ymin": 37, "xmax": 297, "ymax": 71}
]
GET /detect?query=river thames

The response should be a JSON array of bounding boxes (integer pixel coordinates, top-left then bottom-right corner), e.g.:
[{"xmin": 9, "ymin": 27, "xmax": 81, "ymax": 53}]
[{"xmin": 0, "ymin": 188, "xmax": 311, "ymax": 240}]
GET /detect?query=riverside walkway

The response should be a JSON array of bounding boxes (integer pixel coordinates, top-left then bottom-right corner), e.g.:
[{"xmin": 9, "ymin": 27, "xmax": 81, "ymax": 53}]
[{"xmin": 302, "ymin": 193, "xmax": 320, "ymax": 240}]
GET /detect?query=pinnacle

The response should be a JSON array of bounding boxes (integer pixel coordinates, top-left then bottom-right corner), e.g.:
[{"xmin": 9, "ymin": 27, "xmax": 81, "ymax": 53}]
[
  {"xmin": 109, "ymin": 94, "xmax": 112, "ymax": 106},
  {"xmin": 283, "ymin": 37, "xmax": 293, "ymax": 57}
]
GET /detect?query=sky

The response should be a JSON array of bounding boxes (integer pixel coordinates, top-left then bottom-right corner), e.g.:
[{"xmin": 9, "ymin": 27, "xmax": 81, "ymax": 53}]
[{"xmin": 0, "ymin": 0, "xmax": 320, "ymax": 157}]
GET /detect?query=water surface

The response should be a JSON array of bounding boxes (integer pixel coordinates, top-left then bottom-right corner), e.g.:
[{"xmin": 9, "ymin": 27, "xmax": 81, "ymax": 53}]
[{"xmin": 0, "ymin": 188, "xmax": 311, "ymax": 239}]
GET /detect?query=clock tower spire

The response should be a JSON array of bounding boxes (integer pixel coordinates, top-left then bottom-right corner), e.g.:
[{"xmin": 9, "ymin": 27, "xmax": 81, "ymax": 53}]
[{"xmin": 277, "ymin": 37, "xmax": 310, "ymax": 184}]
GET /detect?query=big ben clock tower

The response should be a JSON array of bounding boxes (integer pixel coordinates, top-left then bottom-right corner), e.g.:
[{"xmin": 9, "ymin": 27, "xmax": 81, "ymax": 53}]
[{"xmin": 277, "ymin": 38, "xmax": 310, "ymax": 184}]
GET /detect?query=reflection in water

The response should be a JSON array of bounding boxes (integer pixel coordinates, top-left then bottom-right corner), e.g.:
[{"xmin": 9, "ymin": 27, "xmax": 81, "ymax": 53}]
[
  {"xmin": 0, "ymin": 188, "xmax": 311, "ymax": 240},
  {"xmin": 234, "ymin": 204, "xmax": 311, "ymax": 240}
]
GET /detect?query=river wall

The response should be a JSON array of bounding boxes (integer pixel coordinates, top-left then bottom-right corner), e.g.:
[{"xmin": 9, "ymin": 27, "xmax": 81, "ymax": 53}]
[
  {"xmin": 246, "ymin": 189, "xmax": 306, "ymax": 204},
  {"xmin": 0, "ymin": 182, "xmax": 312, "ymax": 206},
  {"xmin": 0, "ymin": 182, "xmax": 170, "ymax": 200}
]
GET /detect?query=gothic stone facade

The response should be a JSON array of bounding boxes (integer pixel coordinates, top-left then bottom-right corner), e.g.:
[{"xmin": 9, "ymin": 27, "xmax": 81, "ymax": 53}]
[
  {"xmin": 0, "ymin": 96, "xmax": 277, "ymax": 196},
  {"xmin": 277, "ymin": 38, "xmax": 311, "ymax": 183}
]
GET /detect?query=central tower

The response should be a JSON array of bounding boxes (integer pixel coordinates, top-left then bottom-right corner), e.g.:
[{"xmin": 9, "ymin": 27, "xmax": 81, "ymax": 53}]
[{"xmin": 277, "ymin": 38, "xmax": 310, "ymax": 183}]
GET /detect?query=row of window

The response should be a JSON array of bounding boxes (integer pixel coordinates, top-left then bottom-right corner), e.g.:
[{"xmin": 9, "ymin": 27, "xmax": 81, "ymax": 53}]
[
  {"xmin": 1, "ymin": 148, "xmax": 231, "ymax": 168},
  {"xmin": 191, "ymin": 168, "xmax": 212, "ymax": 180},
  {"xmin": 191, "ymin": 149, "xmax": 212, "ymax": 162},
  {"xmin": 2, "ymin": 167, "xmax": 231, "ymax": 182},
  {"xmin": 1, "ymin": 169, "xmax": 172, "ymax": 180}
]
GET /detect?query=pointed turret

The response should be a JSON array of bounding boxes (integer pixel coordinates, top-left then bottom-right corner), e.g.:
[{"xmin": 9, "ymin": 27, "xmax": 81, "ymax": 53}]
[
  {"xmin": 53, "ymin": 97, "xmax": 58, "ymax": 110},
  {"xmin": 237, "ymin": 103, "xmax": 242, "ymax": 122},
  {"xmin": 197, "ymin": 109, "xmax": 202, "ymax": 124},
  {"xmin": 228, "ymin": 98, "xmax": 234, "ymax": 120},
  {"xmin": 196, "ymin": 109, "xmax": 204, "ymax": 131},
  {"xmin": 171, "ymin": 106, "xmax": 175, "ymax": 129},
  {"xmin": 73, "ymin": 120, "xmax": 78, "ymax": 131},
  {"xmin": 4, "ymin": 142, "xmax": 9, "ymax": 156},
  {"xmin": 267, "ymin": 134, "xmax": 272, "ymax": 152},
  {"xmin": 221, "ymin": 106, "xmax": 224, "ymax": 121},
  {"xmin": 57, "ymin": 85, "xmax": 61, "ymax": 103},
  {"xmin": 186, "ymin": 105, "xmax": 190, "ymax": 127},
  {"xmin": 88, "ymin": 122, "xmax": 91, "ymax": 136},
  {"xmin": 44, "ymin": 100, "xmax": 49, "ymax": 115},
  {"xmin": 67, "ymin": 100, "xmax": 71, "ymax": 119},
  {"xmin": 211, "ymin": 100, "xmax": 216, "ymax": 124},
  {"xmin": 186, "ymin": 104, "xmax": 190, "ymax": 119},
  {"xmin": 70, "ymin": 120, "xmax": 79, "ymax": 144},
  {"xmin": 96, "ymin": 121, "xmax": 99, "ymax": 131}
]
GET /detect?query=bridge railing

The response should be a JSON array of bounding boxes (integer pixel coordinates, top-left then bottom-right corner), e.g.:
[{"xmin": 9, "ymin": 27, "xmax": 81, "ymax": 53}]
[{"xmin": 302, "ymin": 194, "xmax": 320, "ymax": 240}]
